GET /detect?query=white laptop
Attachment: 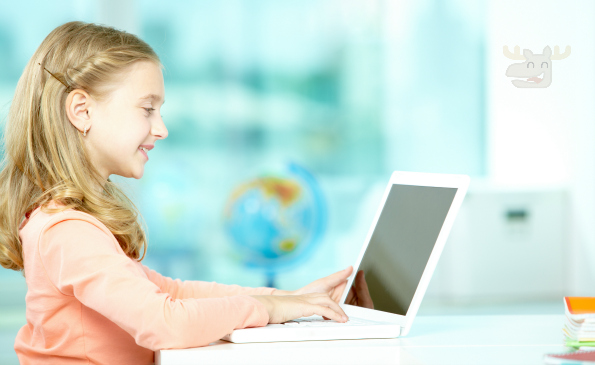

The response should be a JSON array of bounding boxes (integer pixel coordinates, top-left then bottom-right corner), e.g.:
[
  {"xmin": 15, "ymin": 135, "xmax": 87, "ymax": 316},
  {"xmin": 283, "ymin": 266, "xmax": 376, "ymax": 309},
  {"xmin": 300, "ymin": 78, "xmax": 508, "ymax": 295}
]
[{"xmin": 222, "ymin": 171, "xmax": 470, "ymax": 343}]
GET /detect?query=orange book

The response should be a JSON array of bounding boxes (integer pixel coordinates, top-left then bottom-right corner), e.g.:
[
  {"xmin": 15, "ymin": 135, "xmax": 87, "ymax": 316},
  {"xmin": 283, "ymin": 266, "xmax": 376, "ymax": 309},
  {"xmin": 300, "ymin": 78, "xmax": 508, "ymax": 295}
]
[{"xmin": 566, "ymin": 298, "xmax": 595, "ymax": 316}]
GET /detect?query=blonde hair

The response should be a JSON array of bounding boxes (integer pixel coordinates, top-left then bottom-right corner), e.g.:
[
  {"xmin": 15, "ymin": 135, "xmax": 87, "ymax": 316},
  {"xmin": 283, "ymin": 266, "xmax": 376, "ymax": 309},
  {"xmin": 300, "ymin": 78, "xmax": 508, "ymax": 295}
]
[{"xmin": 0, "ymin": 21, "xmax": 161, "ymax": 271}]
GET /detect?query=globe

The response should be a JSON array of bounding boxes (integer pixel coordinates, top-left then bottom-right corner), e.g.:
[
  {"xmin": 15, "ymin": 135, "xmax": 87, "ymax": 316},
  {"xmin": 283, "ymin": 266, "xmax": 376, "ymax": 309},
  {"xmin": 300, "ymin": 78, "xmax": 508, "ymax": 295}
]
[{"xmin": 223, "ymin": 162, "xmax": 326, "ymax": 286}]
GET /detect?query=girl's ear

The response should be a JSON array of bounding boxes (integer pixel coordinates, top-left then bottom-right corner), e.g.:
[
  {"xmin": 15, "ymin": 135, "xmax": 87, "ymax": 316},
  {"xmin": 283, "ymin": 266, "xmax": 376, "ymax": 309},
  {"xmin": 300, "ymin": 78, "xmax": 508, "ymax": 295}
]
[{"xmin": 65, "ymin": 89, "xmax": 92, "ymax": 134}]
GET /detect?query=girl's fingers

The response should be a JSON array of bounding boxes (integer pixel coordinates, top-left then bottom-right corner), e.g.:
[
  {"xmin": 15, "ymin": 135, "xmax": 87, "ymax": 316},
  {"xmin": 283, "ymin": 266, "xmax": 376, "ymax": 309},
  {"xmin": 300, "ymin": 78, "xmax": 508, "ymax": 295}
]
[
  {"xmin": 321, "ymin": 266, "xmax": 353, "ymax": 287},
  {"xmin": 322, "ymin": 296, "xmax": 348, "ymax": 319},
  {"xmin": 331, "ymin": 280, "xmax": 348, "ymax": 303},
  {"xmin": 309, "ymin": 303, "xmax": 347, "ymax": 323},
  {"xmin": 307, "ymin": 294, "xmax": 348, "ymax": 321},
  {"xmin": 258, "ymin": 293, "xmax": 350, "ymax": 323},
  {"xmin": 297, "ymin": 267, "xmax": 354, "ymax": 297}
]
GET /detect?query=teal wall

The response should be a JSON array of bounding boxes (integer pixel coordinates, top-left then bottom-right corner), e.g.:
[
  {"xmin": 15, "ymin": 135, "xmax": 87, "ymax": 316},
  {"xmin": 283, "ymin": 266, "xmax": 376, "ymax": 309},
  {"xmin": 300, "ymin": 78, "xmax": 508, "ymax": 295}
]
[{"xmin": 0, "ymin": 0, "xmax": 486, "ymax": 289}]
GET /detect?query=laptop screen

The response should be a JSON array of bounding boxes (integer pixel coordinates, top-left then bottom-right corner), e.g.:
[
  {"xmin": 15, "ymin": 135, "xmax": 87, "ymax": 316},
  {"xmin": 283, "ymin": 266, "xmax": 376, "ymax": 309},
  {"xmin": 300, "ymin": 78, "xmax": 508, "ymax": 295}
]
[{"xmin": 352, "ymin": 184, "xmax": 457, "ymax": 316}]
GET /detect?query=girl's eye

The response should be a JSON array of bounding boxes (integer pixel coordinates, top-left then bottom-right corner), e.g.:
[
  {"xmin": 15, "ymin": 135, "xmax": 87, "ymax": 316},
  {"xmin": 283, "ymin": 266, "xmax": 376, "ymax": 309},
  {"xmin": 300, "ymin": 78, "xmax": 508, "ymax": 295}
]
[{"xmin": 144, "ymin": 108, "xmax": 155, "ymax": 115}]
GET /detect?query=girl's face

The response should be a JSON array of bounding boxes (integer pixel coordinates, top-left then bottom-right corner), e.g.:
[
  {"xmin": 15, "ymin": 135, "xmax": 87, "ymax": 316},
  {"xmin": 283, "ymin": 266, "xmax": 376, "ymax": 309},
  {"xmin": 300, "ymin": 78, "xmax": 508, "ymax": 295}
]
[{"xmin": 83, "ymin": 61, "xmax": 168, "ymax": 181}]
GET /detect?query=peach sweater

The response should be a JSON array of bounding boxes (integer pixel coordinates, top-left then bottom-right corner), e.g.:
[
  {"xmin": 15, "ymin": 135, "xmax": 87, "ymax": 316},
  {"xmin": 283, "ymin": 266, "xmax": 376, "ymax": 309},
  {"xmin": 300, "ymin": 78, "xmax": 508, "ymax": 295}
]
[{"xmin": 14, "ymin": 203, "xmax": 273, "ymax": 364}]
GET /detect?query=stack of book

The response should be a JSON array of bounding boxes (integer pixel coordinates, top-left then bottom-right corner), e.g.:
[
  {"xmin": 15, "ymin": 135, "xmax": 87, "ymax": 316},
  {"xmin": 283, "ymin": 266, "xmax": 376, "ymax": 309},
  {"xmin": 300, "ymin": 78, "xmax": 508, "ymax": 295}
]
[{"xmin": 563, "ymin": 297, "xmax": 595, "ymax": 348}]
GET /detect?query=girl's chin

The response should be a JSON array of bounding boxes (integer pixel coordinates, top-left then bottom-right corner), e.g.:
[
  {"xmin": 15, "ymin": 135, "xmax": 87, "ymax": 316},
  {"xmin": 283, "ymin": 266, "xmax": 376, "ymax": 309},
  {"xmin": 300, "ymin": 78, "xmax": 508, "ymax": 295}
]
[
  {"xmin": 126, "ymin": 164, "xmax": 145, "ymax": 180},
  {"xmin": 132, "ymin": 168, "xmax": 145, "ymax": 180}
]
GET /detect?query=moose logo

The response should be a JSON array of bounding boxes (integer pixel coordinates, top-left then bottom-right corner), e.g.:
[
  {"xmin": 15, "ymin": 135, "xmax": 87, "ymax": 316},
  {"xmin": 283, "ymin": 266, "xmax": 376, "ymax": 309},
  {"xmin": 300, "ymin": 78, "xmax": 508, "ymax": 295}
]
[{"xmin": 503, "ymin": 45, "xmax": 571, "ymax": 88}]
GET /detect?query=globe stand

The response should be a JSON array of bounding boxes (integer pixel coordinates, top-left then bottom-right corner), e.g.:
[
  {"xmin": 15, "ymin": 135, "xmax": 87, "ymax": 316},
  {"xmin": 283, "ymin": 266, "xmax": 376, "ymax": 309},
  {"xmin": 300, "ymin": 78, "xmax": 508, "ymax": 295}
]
[{"xmin": 265, "ymin": 272, "xmax": 276, "ymax": 288}]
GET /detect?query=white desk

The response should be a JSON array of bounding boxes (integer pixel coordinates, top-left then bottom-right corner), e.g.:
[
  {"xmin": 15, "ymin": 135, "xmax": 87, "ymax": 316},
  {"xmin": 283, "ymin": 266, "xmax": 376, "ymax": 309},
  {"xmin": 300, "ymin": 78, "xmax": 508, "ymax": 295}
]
[{"xmin": 156, "ymin": 315, "xmax": 567, "ymax": 365}]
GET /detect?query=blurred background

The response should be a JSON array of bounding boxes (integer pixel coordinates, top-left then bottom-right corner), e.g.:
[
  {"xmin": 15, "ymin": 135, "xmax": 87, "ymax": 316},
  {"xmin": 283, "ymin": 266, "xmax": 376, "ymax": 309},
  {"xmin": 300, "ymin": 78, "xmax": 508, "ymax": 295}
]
[{"xmin": 0, "ymin": 0, "xmax": 593, "ymax": 362}]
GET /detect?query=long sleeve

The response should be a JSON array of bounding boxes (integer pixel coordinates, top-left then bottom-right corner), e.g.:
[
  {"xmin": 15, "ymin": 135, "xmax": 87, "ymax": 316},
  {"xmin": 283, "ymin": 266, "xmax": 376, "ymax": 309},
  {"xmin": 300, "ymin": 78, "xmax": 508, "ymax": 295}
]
[
  {"xmin": 38, "ymin": 215, "xmax": 270, "ymax": 350},
  {"xmin": 141, "ymin": 265, "xmax": 275, "ymax": 300}
]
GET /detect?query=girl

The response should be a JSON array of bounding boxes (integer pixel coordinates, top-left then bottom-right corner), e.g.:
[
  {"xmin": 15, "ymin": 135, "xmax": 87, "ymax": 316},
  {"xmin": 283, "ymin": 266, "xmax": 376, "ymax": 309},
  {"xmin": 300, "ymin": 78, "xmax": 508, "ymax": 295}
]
[{"xmin": 0, "ymin": 21, "xmax": 371, "ymax": 364}]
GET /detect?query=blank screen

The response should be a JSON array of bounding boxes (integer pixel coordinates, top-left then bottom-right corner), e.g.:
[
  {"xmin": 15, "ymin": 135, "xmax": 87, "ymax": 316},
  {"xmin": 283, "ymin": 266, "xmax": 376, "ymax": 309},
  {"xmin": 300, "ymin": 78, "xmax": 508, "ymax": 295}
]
[{"xmin": 353, "ymin": 184, "xmax": 457, "ymax": 315}]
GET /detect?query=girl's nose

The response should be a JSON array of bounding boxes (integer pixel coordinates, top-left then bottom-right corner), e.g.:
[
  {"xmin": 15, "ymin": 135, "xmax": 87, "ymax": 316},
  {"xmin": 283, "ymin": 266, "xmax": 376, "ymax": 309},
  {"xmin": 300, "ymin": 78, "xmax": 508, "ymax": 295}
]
[{"xmin": 152, "ymin": 116, "xmax": 168, "ymax": 140}]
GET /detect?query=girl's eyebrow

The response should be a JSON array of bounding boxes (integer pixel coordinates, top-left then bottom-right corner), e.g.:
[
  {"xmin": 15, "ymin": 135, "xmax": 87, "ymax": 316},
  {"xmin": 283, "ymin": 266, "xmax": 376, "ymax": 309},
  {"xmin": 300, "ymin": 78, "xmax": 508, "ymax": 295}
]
[{"xmin": 139, "ymin": 94, "xmax": 165, "ymax": 105}]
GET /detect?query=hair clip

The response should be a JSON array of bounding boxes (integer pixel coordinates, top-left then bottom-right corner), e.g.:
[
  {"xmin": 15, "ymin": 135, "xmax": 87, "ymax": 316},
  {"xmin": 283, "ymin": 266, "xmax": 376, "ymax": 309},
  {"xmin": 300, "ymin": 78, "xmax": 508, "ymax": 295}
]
[{"xmin": 39, "ymin": 63, "xmax": 73, "ymax": 93}]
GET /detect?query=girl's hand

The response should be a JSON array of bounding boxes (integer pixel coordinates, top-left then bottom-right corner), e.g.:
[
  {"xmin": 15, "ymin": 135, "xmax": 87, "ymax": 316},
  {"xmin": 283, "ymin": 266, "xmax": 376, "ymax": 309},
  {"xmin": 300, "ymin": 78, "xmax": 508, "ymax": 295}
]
[
  {"xmin": 274, "ymin": 266, "xmax": 353, "ymax": 303},
  {"xmin": 250, "ymin": 293, "xmax": 349, "ymax": 324}
]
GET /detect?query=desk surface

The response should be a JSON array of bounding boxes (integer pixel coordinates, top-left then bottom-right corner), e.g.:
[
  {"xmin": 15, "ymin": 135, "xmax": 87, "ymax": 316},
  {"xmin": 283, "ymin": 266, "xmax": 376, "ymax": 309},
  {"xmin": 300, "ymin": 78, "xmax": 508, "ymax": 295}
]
[{"xmin": 156, "ymin": 315, "xmax": 567, "ymax": 365}]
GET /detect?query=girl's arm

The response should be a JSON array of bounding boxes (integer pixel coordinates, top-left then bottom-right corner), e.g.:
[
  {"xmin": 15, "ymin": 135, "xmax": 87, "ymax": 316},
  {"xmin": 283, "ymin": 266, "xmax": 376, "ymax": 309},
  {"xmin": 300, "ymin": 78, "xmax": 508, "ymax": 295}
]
[
  {"xmin": 39, "ymin": 214, "xmax": 269, "ymax": 350},
  {"xmin": 141, "ymin": 265, "xmax": 275, "ymax": 300}
]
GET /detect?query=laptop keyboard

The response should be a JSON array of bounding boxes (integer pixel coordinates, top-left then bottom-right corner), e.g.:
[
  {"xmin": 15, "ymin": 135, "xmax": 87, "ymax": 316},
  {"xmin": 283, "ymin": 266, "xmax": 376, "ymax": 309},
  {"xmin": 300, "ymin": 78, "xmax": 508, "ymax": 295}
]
[{"xmin": 282, "ymin": 317, "xmax": 372, "ymax": 327}]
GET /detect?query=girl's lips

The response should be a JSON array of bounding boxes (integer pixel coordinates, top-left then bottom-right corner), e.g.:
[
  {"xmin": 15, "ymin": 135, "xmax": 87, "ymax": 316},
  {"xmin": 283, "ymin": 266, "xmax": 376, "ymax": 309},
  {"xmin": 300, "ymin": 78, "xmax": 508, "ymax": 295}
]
[{"xmin": 139, "ymin": 147, "xmax": 149, "ymax": 160}]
